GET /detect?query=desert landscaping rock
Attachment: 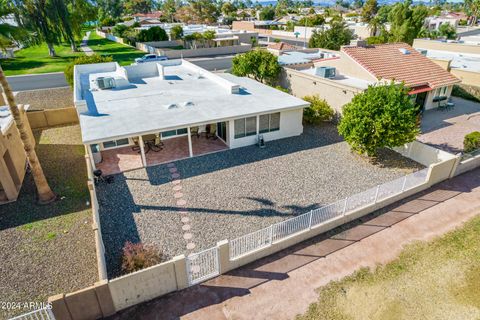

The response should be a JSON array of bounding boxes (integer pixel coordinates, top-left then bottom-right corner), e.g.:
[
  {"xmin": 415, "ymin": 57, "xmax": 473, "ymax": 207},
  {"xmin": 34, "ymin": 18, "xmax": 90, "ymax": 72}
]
[{"xmin": 97, "ymin": 124, "xmax": 423, "ymax": 278}]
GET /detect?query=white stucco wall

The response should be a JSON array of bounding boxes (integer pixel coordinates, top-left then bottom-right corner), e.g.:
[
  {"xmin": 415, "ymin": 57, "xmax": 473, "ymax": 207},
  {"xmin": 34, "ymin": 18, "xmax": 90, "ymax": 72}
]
[
  {"xmin": 424, "ymin": 85, "xmax": 453, "ymax": 110},
  {"xmin": 228, "ymin": 108, "xmax": 304, "ymax": 149}
]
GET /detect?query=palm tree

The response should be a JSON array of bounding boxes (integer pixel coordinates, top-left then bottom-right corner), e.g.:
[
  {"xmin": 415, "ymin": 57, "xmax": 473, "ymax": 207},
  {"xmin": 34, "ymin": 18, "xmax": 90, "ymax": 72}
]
[{"xmin": 0, "ymin": 65, "xmax": 56, "ymax": 204}]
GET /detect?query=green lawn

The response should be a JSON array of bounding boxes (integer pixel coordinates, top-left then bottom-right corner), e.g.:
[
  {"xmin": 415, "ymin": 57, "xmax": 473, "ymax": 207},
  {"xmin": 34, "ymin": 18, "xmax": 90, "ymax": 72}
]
[
  {"xmin": 2, "ymin": 42, "xmax": 85, "ymax": 76},
  {"xmin": 88, "ymin": 31, "xmax": 145, "ymax": 66},
  {"xmin": 297, "ymin": 215, "xmax": 480, "ymax": 320}
]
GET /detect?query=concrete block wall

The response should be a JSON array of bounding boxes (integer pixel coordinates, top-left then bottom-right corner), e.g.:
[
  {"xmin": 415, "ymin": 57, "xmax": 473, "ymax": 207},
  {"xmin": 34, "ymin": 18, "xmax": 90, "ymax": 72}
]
[{"xmin": 26, "ymin": 107, "xmax": 79, "ymax": 129}]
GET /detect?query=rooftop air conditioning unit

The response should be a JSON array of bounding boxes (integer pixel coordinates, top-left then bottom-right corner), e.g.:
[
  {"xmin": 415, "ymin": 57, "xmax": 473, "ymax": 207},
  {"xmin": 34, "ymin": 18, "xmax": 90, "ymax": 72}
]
[
  {"xmin": 96, "ymin": 77, "xmax": 116, "ymax": 90},
  {"xmin": 315, "ymin": 66, "xmax": 336, "ymax": 79},
  {"xmin": 416, "ymin": 49, "xmax": 428, "ymax": 56}
]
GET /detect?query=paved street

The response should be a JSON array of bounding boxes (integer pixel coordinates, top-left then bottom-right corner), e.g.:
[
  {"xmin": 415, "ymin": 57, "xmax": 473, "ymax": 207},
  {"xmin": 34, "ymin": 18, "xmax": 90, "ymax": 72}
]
[
  {"xmin": 6, "ymin": 72, "xmax": 68, "ymax": 91},
  {"xmin": 109, "ymin": 168, "xmax": 480, "ymax": 320}
]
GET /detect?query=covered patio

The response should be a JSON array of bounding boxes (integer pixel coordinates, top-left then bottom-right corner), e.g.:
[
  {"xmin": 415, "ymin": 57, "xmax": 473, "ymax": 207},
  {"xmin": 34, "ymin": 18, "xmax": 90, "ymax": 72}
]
[{"xmin": 94, "ymin": 132, "xmax": 228, "ymax": 175}]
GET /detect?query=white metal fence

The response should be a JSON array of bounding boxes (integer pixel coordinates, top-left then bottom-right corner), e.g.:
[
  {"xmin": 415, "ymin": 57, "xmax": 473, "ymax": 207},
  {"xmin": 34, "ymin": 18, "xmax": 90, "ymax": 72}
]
[
  {"xmin": 186, "ymin": 247, "xmax": 220, "ymax": 285},
  {"xmin": 229, "ymin": 168, "xmax": 429, "ymax": 260},
  {"xmin": 8, "ymin": 307, "xmax": 55, "ymax": 320}
]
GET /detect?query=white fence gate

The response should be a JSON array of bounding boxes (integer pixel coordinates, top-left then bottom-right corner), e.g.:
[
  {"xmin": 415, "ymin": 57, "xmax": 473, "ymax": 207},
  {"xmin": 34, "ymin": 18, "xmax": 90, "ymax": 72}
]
[
  {"xmin": 186, "ymin": 247, "xmax": 220, "ymax": 286},
  {"xmin": 8, "ymin": 307, "xmax": 55, "ymax": 320}
]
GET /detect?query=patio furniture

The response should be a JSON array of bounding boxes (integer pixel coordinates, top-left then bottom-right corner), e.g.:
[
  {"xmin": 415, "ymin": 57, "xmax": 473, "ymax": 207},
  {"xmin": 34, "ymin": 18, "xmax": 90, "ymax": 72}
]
[
  {"xmin": 206, "ymin": 124, "xmax": 217, "ymax": 139},
  {"xmin": 446, "ymin": 101, "xmax": 455, "ymax": 111},
  {"xmin": 191, "ymin": 126, "xmax": 200, "ymax": 138},
  {"xmin": 437, "ymin": 101, "xmax": 447, "ymax": 112},
  {"xmin": 93, "ymin": 169, "xmax": 114, "ymax": 185}
]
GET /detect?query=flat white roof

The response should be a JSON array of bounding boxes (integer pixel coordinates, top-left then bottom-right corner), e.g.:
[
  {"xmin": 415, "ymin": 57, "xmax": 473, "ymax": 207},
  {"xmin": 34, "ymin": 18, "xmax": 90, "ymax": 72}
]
[
  {"xmin": 300, "ymin": 67, "xmax": 373, "ymax": 90},
  {"xmin": 0, "ymin": 105, "xmax": 30, "ymax": 135},
  {"xmin": 75, "ymin": 60, "xmax": 308, "ymax": 144},
  {"xmin": 421, "ymin": 48, "xmax": 480, "ymax": 73}
]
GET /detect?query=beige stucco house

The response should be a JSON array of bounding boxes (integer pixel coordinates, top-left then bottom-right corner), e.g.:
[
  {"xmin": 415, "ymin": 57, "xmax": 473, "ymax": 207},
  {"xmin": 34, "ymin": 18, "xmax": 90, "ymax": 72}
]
[
  {"xmin": 0, "ymin": 105, "xmax": 34, "ymax": 203},
  {"xmin": 280, "ymin": 41, "xmax": 461, "ymax": 114}
]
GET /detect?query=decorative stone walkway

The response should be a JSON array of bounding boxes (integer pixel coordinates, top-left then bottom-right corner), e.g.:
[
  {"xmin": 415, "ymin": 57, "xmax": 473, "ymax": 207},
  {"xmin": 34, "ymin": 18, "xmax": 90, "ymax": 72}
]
[
  {"xmin": 80, "ymin": 31, "xmax": 94, "ymax": 56},
  {"xmin": 168, "ymin": 162, "xmax": 196, "ymax": 253}
]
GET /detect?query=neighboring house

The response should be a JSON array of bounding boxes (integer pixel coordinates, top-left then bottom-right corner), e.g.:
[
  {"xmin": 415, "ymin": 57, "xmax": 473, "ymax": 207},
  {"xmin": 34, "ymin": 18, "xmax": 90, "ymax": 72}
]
[
  {"xmin": 74, "ymin": 60, "xmax": 307, "ymax": 175},
  {"xmin": 132, "ymin": 11, "xmax": 164, "ymax": 21},
  {"xmin": 0, "ymin": 105, "xmax": 34, "ymax": 203},
  {"xmin": 232, "ymin": 20, "xmax": 286, "ymax": 35},
  {"xmin": 425, "ymin": 12, "xmax": 468, "ymax": 31},
  {"xmin": 267, "ymin": 42, "xmax": 301, "ymax": 55},
  {"xmin": 281, "ymin": 42, "xmax": 460, "ymax": 113},
  {"xmin": 413, "ymin": 38, "xmax": 480, "ymax": 87},
  {"xmin": 276, "ymin": 48, "xmax": 339, "ymax": 66}
]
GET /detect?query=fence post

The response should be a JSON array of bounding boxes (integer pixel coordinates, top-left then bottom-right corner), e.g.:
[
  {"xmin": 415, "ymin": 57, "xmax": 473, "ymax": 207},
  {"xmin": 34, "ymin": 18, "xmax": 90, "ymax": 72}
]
[
  {"xmin": 172, "ymin": 254, "xmax": 189, "ymax": 290},
  {"xmin": 217, "ymin": 240, "xmax": 230, "ymax": 274},
  {"xmin": 374, "ymin": 185, "xmax": 380, "ymax": 203},
  {"xmin": 401, "ymin": 175, "xmax": 407, "ymax": 192},
  {"xmin": 308, "ymin": 210, "xmax": 313, "ymax": 229},
  {"xmin": 342, "ymin": 197, "xmax": 348, "ymax": 216},
  {"xmin": 269, "ymin": 225, "xmax": 274, "ymax": 244}
]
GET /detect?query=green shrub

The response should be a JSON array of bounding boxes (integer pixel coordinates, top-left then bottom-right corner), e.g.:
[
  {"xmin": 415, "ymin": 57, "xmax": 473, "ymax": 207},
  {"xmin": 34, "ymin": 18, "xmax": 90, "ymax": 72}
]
[
  {"xmin": 464, "ymin": 131, "xmax": 480, "ymax": 153},
  {"xmin": 303, "ymin": 95, "xmax": 335, "ymax": 124},
  {"xmin": 137, "ymin": 26, "xmax": 168, "ymax": 42},
  {"xmin": 452, "ymin": 85, "xmax": 480, "ymax": 103},
  {"xmin": 64, "ymin": 55, "xmax": 113, "ymax": 87},
  {"xmin": 121, "ymin": 241, "xmax": 162, "ymax": 274}
]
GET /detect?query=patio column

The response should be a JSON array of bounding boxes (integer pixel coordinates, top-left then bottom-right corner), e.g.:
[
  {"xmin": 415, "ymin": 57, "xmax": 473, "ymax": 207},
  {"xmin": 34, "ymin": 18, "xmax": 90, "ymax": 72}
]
[
  {"xmin": 187, "ymin": 127, "xmax": 193, "ymax": 157},
  {"xmin": 86, "ymin": 144, "xmax": 96, "ymax": 171},
  {"xmin": 138, "ymin": 135, "xmax": 147, "ymax": 167}
]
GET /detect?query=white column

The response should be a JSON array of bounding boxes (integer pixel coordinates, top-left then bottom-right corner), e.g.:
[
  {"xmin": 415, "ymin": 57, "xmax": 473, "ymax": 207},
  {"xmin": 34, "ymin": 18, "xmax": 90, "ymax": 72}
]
[
  {"xmin": 86, "ymin": 144, "xmax": 96, "ymax": 171},
  {"xmin": 187, "ymin": 127, "xmax": 193, "ymax": 157},
  {"xmin": 138, "ymin": 136, "xmax": 147, "ymax": 167}
]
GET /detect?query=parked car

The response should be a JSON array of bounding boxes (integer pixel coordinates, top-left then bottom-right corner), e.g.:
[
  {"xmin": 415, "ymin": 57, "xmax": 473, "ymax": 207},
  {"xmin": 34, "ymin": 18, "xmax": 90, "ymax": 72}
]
[{"xmin": 134, "ymin": 54, "xmax": 168, "ymax": 64}]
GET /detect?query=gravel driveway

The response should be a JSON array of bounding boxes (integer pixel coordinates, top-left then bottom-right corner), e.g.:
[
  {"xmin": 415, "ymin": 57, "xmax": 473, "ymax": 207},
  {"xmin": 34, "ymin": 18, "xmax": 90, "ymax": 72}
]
[{"xmin": 97, "ymin": 124, "xmax": 423, "ymax": 278}]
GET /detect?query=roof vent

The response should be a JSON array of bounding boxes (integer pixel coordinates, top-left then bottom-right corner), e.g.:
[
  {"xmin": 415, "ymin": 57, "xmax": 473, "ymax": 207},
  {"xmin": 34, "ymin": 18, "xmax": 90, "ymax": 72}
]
[
  {"xmin": 183, "ymin": 101, "xmax": 194, "ymax": 107},
  {"xmin": 166, "ymin": 103, "xmax": 178, "ymax": 109},
  {"xmin": 399, "ymin": 48, "xmax": 410, "ymax": 55}
]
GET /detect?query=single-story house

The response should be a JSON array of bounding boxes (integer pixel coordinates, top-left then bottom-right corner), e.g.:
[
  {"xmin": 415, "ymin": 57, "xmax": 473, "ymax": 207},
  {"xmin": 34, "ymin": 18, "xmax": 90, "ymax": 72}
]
[
  {"xmin": 412, "ymin": 38, "xmax": 480, "ymax": 87},
  {"xmin": 281, "ymin": 41, "xmax": 461, "ymax": 114},
  {"xmin": 0, "ymin": 104, "xmax": 34, "ymax": 203},
  {"xmin": 74, "ymin": 60, "xmax": 308, "ymax": 175}
]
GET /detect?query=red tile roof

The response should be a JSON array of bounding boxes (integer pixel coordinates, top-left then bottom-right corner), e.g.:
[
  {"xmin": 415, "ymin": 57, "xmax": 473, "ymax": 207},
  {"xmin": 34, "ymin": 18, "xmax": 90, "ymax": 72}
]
[
  {"xmin": 268, "ymin": 42, "xmax": 300, "ymax": 51},
  {"xmin": 132, "ymin": 11, "xmax": 163, "ymax": 18},
  {"xmin": 341, "ymin": 43, "xmax": 460, "ymax": 89}
]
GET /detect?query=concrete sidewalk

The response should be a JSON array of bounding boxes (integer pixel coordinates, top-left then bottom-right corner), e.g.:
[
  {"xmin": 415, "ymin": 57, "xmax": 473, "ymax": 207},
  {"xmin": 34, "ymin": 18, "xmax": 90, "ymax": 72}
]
[
  {"xmin": 109, "ymin": 169, "xmax": 480, "ymax": 320},
  {"xmin": 80, "ymin": 31, "xmax": 94, "ymax": 56}
]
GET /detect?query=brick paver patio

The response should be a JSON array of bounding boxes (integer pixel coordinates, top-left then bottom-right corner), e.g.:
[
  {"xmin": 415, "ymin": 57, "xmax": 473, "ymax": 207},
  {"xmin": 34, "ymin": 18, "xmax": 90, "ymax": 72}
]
[{"xmin": 420, "ymin": 97, "xmax": 480, "ymax": 153}]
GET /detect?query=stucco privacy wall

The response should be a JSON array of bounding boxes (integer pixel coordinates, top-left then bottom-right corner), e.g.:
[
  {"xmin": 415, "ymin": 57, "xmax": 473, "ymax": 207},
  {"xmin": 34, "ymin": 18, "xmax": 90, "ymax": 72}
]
[
  {"xmin": 413, "ymin": 38, "xmax": 480, "ymax": 55},
  {"xmin": 26, "ymin": 107, "xmax": 79, "ymax": 129},
  {"xmin": 450, "ymin": 69, "xmax": 480, "ymax": 87},
  {"xmin": 454, "ymin": 153, "xmax": 480, "ymax": 176},
  {"xmin": 280, "ymin": 67, "xmax": 363, "ymax": 113},
  {"xmin": 137, "ymin": 42, "xmax": 252, "ymax": 59}
]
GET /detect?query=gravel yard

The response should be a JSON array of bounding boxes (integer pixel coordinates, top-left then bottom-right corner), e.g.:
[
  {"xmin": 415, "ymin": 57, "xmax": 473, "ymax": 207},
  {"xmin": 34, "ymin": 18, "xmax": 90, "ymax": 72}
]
[
  {"xmin": 97, "ymin": 124, "xmax": 423, "ymax": 278},
  {"xmin": 0, "ymin": 125, "xmax": 97, "ymax": 319}
]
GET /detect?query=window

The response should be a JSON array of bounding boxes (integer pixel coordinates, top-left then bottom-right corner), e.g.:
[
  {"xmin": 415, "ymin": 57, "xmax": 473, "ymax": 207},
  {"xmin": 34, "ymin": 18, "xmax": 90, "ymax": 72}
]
[
  {"xmin": 102, "ymin": 138, "xmax": 129, "ymax": 149},
  {"xmin": 234, "ymin": 116, "xmax": 257, "ymax": 139},
  {"xmin": 161, "ymin": 128, "xmax": 188, "ymax": 138},
  {"xmin": 259, "ymin": 112, "xmax": 280, "ymax": 133},
  {"xmin": 435, "ymin": 86, "xmax": 448, "ymax": 98}
]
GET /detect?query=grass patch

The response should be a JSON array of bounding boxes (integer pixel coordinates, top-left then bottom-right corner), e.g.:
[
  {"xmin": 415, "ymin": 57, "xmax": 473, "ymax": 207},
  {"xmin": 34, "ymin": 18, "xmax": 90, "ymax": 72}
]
[
  {"xmin": 297, "ymin": 215, "xmax": 480, "ymax": 320},
  {"xmin": 88, "ymin": 31, "xmax": 145, "ymax": 66},
  {"xmin": 2, "ymin": 42, "xmax": 85, "ymax": 76}
]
